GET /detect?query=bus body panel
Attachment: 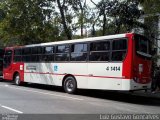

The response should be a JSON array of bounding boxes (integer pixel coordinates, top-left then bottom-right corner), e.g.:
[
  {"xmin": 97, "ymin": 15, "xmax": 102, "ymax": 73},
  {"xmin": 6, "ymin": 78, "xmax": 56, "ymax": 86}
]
[
  {"xmin": 122, "ymin": 33, "xmax": 133, "ymax": 80},
  {"xmin": 24, "ymin": 63, "xmax": 88, "ymax": 88},
  {"xmin": 132, "ymin": 57, "xmax": 152, "ymax": 84},
  {"xmin": 12, "ymin": 63, "xmax": 24, "ymax": 81},
  {"xmin": 88, "ymin": 62, "xmax": 123, "ymax": 90},
  {"xmin": 3, "ymin": 63, "xmax": 13, "ymax": 80}
]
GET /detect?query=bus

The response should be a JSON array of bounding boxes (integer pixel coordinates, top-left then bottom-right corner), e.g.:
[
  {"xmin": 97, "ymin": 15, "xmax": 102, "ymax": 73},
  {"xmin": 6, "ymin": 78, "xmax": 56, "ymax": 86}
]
[{"xmin": 3, "ymin": 33, "xmax": 152, "ymax": 94}]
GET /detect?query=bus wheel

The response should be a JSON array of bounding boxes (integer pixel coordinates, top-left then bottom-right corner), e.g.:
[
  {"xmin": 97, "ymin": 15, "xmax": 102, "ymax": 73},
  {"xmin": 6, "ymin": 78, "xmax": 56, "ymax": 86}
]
[
  {"xmin": 14, "ymin": 73, "xmax": 21, "ymax": 86},
  {"xmin": 63, "ymin": 76, "xmax": 77, "ymax": 94}
]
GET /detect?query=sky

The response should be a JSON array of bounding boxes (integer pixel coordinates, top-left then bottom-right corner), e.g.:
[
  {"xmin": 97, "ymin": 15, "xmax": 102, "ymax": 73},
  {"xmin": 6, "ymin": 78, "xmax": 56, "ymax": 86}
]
[{"xmin": 86, "ymin": 0, "xmax": 100, "ymax": 8}]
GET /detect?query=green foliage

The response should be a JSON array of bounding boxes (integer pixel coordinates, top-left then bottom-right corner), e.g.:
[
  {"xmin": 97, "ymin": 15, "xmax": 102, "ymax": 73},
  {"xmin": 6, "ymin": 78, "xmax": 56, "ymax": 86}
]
[
  {"xmin": 0, "ymin": 0, "xmax": 60, "ymax": 46},
  {"xmin": 89, "ymin": 0, "xmax": 144, "ymax": 36},
  {"xmin": 0, "ymin": 0, "xmax": 155, "ymax": 46},
  {"xmin": 140, "ymin": 0, "xmax": 160, "ymax": 14}
]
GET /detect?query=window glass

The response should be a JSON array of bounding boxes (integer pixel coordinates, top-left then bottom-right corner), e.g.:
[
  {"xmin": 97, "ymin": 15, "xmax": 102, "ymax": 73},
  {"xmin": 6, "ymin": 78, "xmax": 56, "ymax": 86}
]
[
  {"xmin": 89, "ymin": 52, "xmax": 110, "ymax": 61},
  {"xmin": 23, "ymin": 48, "xmax": 31, "ymax": 55},
  {"xmin": 32, "ymin": 47, "xmax": 42, "ymax": 54},
  {"xmin": 41, "ymin": 54, "xmax": 54, "ymax": 61},
  {"xmin": 45, "ymin": 46, "xmax": 54, "ymax": 54},
  {"xmin": 111, "ymin": 39, "xmax": 127, "ymax": 61},
  {"xmin": 5, "ymin": 50, "xmax": 12, "ymax": 56},
  {"xmin": 14, "ymin": 56, "xmax": 21, "ymax": 62},
  {"xmin": 71, "ymin": 44, "xmax": 87, "ymax": 53},
  {"xmin": 90, "ymin": 41, "xmax": 110, "ymax": 51},
  {"xmin": 22, "ymin": 56, "xmax": 31, "ymax": 62},
  {"xmin": 71, "ymin": 53, "xmax": 87, "ymax": 61},
  {"xmin": 3, "ymin": 55, "xmax": 12, "ymax": 68},
  {"xmin": 112, "ymin": 39, "xmax": 127, "ymax": 50},
  {"xmin": 89, "ymin": 41, "xmax": 110, "ymax": 61},
  {"xmin": 14, "ymin": 49, "xmax": 22, "ymax": 55},
  {"xmin": 56, "ymin": 45, "xmax": 69, "ymax": 53},
  {"xmin": 55, "ymin": 54, "xmax": 69, "ymax": 61},
  {"xmin": 70, "ymin": 43, "xmax": 88, "ymax": 61},
  {"xmin": 3, "ymin": 50, "xmax": 12, "ymax": 68},
  {"xmin": 135, "ymin": 35, "xmax": 149, "ymax": 54},
  {"xmin": 31, "ymin": 55, "xmax": 41, "ymax": 62},
  {"xmin": 37, "ymin": 47, "xmax": 42, "ymax": 54},
  {"xmin": 112, "ymin": 51, "xmax": 126, "ymax": 61}
]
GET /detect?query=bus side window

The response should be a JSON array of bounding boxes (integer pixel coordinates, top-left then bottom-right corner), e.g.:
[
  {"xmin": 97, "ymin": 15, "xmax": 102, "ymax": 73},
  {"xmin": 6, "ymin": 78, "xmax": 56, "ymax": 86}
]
[
  {"xmin": 31, "ymin": 46, "xmax": 43, "ymax": 62},
  {"xmin": 14, "ymin": 48, "xmax": 22, "ymax": 62},
  {"xmin": 70, "ymin": 43, "xmax": 88, "ymax": 61},
  {"xmin": 22, "ymin": 48, "xmax": 31, "ymax": 62},
  {"xmin": 89, "ymin": 41, "xmax": 110, "ymax": 61},
  {"xmin": 111, "ymin": 39, "xmax": 127, "ymax": 61},
  {"xmin": 55, "ymin": 45, "xmax": 69, "ymax": 61},
  {"xmin": 42, "ymin": 46, "xmax": 54, "ymax": 62},
  {"xmin": 4, "ymin": 50, "xmax": 12, "ymax": 68}
]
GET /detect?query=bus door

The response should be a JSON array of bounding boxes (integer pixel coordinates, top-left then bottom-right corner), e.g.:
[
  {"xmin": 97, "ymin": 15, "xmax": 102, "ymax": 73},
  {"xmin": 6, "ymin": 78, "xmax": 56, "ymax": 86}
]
[{"xmin": 3, "ymin": 50, "xmax": 13, "ymax": 80}]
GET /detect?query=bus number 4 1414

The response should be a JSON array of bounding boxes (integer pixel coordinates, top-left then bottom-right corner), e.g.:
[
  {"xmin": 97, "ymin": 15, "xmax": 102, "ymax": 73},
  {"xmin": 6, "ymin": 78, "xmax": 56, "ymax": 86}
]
[{"xmin": 106, "ymin": 66, "xmax": 121, "ymax": 71}]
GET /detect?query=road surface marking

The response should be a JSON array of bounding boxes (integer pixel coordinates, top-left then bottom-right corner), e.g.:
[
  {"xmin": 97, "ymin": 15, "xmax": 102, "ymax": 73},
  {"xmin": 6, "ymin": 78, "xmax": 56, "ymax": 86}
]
[
  {"xmin": 4, "ymin": 85, "xmax": 83, "ymax": 101},
  {"xmin": 1, "ymin": 105, "xmax": 23, "ymax": 114}
]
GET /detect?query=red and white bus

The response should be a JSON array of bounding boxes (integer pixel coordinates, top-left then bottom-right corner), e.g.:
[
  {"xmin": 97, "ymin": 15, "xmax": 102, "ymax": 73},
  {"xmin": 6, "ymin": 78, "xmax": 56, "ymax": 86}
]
[{"xmin": 3, "ymin": 33, "xmax": 152, "ymax": 93}]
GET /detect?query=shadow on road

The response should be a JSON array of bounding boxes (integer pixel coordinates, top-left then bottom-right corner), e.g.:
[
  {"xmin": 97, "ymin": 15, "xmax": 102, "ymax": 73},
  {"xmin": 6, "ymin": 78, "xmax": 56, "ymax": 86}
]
[
  {"xmin": 2, "ymin": 81, "xmax": 160, "ymax": 106},
  {"xmin": 77, "ymin": 89, "xmax": 160, "ymax": 106}
]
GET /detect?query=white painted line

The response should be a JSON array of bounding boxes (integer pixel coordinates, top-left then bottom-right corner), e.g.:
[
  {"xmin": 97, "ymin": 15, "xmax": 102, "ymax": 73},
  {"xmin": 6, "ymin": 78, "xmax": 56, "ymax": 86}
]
[
  {"xmin": 1, "ymin": 105, "xmax": 23, "ymax": 114},
  {"xmin": 5, "ymin": 85, "xmax": 83, "ymax": 101}
]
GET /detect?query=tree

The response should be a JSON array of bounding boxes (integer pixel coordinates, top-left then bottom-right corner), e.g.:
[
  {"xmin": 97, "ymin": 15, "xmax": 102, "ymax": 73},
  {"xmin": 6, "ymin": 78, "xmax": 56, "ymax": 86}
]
[
  {"xmin": 107, "ymin": 0, "xmax": 143, "ymax": 33},
  {"xmin": 139, "ymin": 0, "xmax": 160, "ymax": 68},
  {"xmin": 90, "ymin": 0, "xmax": 143, "ymax": 35},
  {"xmin": 90, "ymin": 0, "xmax": 109, "ymax": 36},
  {"xmin": 56, "ymin": 0, "xmax": 72, "ymax": 40},
  {"xmin": 140, "ymin": 0, "xmax": 160, "ymax": 14},
  {"xmin": 139, "ymin": 0, "xmax": 160, "ymax": 39},
  {"xmin": 71, "ymin": 0, "xmax": 88, "ymax": 37},
  {"xmin": 0, "ymin": 0, "xmax": 57, "ymax": 45}
]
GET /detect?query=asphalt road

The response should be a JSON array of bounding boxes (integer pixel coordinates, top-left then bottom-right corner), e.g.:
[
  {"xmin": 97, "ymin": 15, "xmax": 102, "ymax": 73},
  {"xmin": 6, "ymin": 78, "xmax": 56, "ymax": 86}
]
[{"xmin": 0, "ymin": 81, "xmax": 160, "ymax": 115}]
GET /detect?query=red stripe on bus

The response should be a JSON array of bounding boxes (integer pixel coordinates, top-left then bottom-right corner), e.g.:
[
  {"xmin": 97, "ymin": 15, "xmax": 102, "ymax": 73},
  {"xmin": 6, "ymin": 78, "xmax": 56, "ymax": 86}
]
[{"xmin": 24, "ymin": 72, "xmax": 127, "ymax": 79}]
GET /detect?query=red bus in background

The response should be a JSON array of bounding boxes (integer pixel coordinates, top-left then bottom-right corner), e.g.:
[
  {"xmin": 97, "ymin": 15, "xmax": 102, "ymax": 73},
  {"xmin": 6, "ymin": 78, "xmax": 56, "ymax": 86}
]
[{"xmin": 2, "ymin": 33, "xmax": 152, "ymax": 94}]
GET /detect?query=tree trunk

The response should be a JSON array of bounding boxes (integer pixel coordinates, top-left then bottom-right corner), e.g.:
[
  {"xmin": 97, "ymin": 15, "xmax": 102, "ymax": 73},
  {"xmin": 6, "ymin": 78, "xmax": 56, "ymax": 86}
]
[
  {"xmin": 102, "ymin": 13, "xmax": 106, "ymax": 35},
  {"xmin": 79, "ymin": 1, "xmax": 84, "ymax": 37},
  {"xmin": 92, "ymin": 24, "xmax": 96, "ymax": 36},
  {"xmin": 57, "ymin": 0, "xmax": 72, "ymax": 40}
]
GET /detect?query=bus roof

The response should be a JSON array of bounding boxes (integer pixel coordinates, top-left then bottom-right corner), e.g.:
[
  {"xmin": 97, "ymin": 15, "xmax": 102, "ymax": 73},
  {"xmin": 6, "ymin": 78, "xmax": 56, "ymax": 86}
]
[
  {"xmin": 26, "ymin": 33, "xmax": 130, "ymax": 47},
  {"xmin": 6, "ymin": 33, "xmax": 133, "ymax": 49}
]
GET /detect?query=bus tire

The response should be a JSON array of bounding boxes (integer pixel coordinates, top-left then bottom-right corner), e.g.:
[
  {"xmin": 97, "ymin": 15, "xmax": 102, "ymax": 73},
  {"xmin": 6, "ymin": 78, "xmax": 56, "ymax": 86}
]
[
  {"xmin": 63, "ymin": 76, "xmax": 77, "ymax": 94},
  {"xmin": 14, "ymin": 73, "xmax": 21, "ymax": 86}
]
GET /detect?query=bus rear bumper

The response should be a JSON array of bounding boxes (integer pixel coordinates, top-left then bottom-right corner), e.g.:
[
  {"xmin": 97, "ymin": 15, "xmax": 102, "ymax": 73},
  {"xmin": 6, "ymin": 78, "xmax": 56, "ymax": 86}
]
[{"xmin": 121, "ymin": 79, "xmax": 151, "ymax": 91}]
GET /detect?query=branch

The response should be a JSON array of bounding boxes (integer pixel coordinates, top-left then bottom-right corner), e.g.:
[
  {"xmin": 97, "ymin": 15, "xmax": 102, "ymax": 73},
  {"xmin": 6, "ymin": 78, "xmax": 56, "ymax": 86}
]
[
  {"xmin": 62, "ymin": 0, "xmax": 65, "ymax": 8},
  {"xmin": 90, "ymin": 0, "xmax": 98, "ymax": 7},
  {"xmin": 83, "ymin": 0, "xmax": 87, "ymax": 8}
]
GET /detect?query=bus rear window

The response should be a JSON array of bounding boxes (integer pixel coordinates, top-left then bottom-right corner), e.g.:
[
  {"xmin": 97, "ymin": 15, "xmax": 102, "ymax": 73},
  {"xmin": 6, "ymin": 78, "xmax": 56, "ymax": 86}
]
[{"xmin": 135, "ymin": 35, "xmax": 151, "ymax": 57}]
